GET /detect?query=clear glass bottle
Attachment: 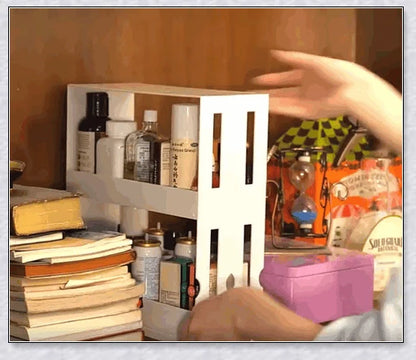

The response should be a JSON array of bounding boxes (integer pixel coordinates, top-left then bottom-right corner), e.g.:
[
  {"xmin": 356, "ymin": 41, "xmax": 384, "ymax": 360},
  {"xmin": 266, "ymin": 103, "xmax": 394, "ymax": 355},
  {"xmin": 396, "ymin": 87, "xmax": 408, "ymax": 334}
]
[
  {"xmin": 345, "ymin": 155, "xmax": 402, "ymax": 301},
  {"xmin": 124, "ymin": 110, "xmax": 161, "ymax": 183}
]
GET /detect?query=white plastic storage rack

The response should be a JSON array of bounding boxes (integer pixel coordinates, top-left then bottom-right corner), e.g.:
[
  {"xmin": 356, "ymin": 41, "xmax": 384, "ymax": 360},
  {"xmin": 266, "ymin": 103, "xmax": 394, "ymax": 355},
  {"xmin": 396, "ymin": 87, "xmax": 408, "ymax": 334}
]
[{"xmin": 66, "ymin": 83, "xmax": 269, "ymax": 340}]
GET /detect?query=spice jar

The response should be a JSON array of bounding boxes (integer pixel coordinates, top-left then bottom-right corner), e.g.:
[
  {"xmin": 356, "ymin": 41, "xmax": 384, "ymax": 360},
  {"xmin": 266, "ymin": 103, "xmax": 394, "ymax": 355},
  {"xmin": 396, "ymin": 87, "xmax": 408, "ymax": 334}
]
[{"xmin": 174, "ymin": 231, "xmax": 196, "ymax": 261}]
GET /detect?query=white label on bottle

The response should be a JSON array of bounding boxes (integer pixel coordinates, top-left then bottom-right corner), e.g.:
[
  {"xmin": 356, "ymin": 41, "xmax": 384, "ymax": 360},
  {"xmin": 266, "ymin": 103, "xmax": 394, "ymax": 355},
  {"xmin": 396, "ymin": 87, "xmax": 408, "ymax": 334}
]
[
  {"xmin": 361, "ymin": 215, "xmax": 403, "ymax": 292},
  {"xmin": 160, "ymin": 142, "xmax": 171, "ymax": 186},
  {"xmin": 78, "ymin": 131, "xmax": 95, "ymax": 173},
  {"xmin": 340, "ymin": 169, "xmax": 399, "ymax": 199},
  {"xmin": 131, "ymin": 254, "xmax": 160, "ymax": 300},
  {"xmin": 170, "ymin": 139, "xmax": 198, "ymax": 189},
  {"xmin": 135, "ymin": 140, "xmax": 150, "ymax": 182},
  {"xmin": 327, "ymin": 218, "xmax": 350, "ymax": 248}
]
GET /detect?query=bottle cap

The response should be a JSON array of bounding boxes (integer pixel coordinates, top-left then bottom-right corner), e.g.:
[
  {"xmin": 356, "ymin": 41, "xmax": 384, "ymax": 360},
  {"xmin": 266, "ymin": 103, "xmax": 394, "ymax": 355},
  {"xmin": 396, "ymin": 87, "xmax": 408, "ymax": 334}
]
[
  {"xmin": 144, "ymin": 110, "xmax": 158, "ymax": 123},
  {"xmin": 87, "ymin": 92, "xmax": 109, "ymax": 117},
  {"xmin": 171, "ymin": 104, "xmax": 199, "ymax": 141},
  {"xmin": 298, "ymin": 155, "xmax": 311, "ymax": 163},
  {"xmin": 106, "ymin": 120, "xmax": 137, "ymax": 138}
]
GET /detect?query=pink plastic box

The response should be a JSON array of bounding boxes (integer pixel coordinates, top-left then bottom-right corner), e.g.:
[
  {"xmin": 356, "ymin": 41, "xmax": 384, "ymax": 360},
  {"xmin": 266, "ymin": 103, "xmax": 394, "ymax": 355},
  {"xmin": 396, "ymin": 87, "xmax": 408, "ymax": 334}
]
[{"xmin": 259, "ymin": 247, "xmax": 374, "ymax": 323}]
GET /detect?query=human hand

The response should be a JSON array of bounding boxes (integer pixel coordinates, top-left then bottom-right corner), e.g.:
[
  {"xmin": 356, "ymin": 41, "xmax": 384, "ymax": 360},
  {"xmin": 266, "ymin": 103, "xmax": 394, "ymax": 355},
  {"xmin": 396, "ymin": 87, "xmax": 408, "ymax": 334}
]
[
  {"xmin": 252, "ymin": 50, "xmax": 402, "ymax": 153},
  {"xmin": 252, "ymin": 50, "xmax": 379, "ymax": 119},
  {"xmin": 179, "ymin": 286, "xmax": 322, "ymax": 341}
]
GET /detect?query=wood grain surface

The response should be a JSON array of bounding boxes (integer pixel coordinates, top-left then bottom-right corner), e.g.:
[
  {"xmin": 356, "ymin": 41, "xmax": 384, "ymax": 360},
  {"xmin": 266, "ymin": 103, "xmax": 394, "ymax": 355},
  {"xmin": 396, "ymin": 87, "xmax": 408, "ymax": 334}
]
[{"xmin": 10, "ymin": 8, "xmax": 401, "ymax": 189}]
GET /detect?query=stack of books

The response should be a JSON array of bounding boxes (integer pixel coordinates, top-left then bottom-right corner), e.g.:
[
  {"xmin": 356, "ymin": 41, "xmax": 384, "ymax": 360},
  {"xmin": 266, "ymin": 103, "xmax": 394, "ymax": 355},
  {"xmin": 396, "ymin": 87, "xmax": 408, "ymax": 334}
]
[{"xmin": 10, "ymin": 185, "xmax": 144, "ymax": 342}]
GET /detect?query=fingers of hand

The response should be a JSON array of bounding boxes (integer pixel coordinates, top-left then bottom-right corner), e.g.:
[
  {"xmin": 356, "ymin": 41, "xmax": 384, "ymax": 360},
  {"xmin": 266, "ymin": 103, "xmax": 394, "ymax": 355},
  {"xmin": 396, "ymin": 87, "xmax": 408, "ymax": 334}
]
[
  {"xmin": 251, "ymin": 69, "xmax": 303, "ymax": 87},
  {"xmin": 178, "ymin": 313, "xmax": 192, "ymax": 341},
  {"xmin": 268, "ymin": 96, "xmax": 310, "ymax": 118},
  {"xmin": 268, "ymin": 87, "xmax": 301, "ymax": 97},
  {"xmin": 270, "ymin": 50, "xmax": 321, "ymax": 69}
]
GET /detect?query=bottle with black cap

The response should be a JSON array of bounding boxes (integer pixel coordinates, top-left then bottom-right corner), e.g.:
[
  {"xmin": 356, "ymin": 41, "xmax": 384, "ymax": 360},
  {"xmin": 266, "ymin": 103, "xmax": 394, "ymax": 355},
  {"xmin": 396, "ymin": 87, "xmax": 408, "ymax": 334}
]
[{"xmin": 77, "ymin": 92, "xmax": 110, "ymax": 173}]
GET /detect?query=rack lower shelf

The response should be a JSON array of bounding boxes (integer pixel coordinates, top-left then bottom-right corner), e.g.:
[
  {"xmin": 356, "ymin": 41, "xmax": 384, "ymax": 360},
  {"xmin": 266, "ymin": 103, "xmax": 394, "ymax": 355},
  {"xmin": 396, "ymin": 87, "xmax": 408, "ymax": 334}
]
[{"xmin": 142, "ymin": 298, "xmax": 190, "ymax": 341}]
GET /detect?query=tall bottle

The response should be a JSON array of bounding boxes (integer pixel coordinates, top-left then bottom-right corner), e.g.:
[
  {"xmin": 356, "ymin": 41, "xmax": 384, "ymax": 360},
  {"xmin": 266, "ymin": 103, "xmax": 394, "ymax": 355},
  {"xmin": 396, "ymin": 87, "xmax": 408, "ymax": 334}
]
[
  {"xmin": 77, "ymin": 92, "xmax": 110, "ymax": 173},
  {"xmin": 170, "ymin": 104, "xmax": 199, "ymax": 189}
]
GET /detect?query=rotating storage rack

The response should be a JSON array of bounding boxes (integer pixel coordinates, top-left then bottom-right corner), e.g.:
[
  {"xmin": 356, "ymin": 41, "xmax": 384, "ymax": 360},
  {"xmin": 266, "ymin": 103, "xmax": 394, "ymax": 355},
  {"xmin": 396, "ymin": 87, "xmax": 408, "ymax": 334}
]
[{"xmin": 66, "ymin": 83, "xmax": 269, "ymax": 340}]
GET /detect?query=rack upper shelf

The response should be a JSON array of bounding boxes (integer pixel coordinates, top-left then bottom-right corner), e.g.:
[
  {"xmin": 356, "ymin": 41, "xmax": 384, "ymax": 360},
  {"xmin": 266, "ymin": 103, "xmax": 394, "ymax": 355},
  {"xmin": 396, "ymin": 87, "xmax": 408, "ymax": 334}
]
[{"xmin": 68, "ymin": 83, "xmax": 252, "ymax": 98}]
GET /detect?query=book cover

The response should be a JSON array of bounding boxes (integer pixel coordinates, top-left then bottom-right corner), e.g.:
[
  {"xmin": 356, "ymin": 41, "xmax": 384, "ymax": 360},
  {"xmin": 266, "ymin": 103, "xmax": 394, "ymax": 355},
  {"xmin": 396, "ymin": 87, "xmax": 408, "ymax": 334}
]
[
  {"xmin": 10, "ymin": 309, "xmax": 142, "ymax": 341},
  {"xmin": 159, "ymin": 261, "xmax": 181, "ymax": 307},
  {"xmin": 55, "ymin": 321, "xmax": 143, "ymax": 342},
  {"xmin": 10, "ymin": 265, "xmax": 129, "ymax": 287},
  {"xmin": 187, "ymin": 263, "xmax": 199, "ymax": 311},
  {"xmin": 43, "ymin": 244, "xmax": 132, "ymax": 264},
  {"xmin": 10, "ymin": 274, "xmax": 135, "ymax": 300},
  {"xmin": 86, "ymin": 329, "xmax": 144, "ymax": 342},
  {"xmin": 10, "ymin": 232, "xmax": 64, "ymax": 247},
  {"xmin": 11, "ymin": 231, "xmax": 129, "ymax": 263},
  {"xmin": 10, "ymin": 298, "xmax": 140, "ymax": 328},
  {"xmin": 159, "ymin": 258, "xmax": 192, "ymax": 309},
  {"xmin": 11, "ymin": 231, "xmax": 126, "ymax": 252},
  {"xmin": 10, "ymin": 283, "xmax": 145, "ymax": 314},
  {"xmin": 171, "ymin": 257, "xmax": 193, "ymax": 309},
  {"xmin": 10, "ymin": 250, "xmax": 136, "ymax": 278},
  {"xmin": 10, "ymin": 184, "xmax": 85, "ymax": 236}
]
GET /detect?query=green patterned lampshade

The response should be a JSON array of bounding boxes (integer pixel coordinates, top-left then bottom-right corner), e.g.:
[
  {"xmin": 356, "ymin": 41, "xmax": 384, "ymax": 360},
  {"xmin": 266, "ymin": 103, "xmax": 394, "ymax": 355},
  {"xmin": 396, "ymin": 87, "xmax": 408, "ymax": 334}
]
[{"xmin": 274, "ymin": 116, "xmax": 371, "ymax": 163}]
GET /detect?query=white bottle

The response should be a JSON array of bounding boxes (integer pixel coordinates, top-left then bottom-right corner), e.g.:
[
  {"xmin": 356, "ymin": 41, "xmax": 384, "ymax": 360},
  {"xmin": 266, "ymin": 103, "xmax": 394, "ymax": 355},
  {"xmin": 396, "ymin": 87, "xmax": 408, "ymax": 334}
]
[
  {"xmin": 96, "ymin": 120, "xmax": 137, "ymax": 178},
  {"xmin": 120, "ymin": 206, "xmax": 149, "ymax": 238},
  {"xmin": 170, "ymin": 104, "xmax": 199, "ymax": 189}
]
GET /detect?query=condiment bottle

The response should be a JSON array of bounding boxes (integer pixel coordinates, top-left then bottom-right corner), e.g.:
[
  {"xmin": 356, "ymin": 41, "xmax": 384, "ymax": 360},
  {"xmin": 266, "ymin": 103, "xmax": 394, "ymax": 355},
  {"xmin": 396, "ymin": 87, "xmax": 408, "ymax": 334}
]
[
  {"xmin": 96, "ymin": 120, "xmax": 137, "ymax": 178},
  {"xmin": 174, "ymin": 231, "xmax": 196, "ymax": 261},
  {"xmin": 77, "ymin": 92, "xmax": 110, "ymax": 173},
  {"xmin": 170, "ymin": 104, "xmax": 199, "ymax": 189}
]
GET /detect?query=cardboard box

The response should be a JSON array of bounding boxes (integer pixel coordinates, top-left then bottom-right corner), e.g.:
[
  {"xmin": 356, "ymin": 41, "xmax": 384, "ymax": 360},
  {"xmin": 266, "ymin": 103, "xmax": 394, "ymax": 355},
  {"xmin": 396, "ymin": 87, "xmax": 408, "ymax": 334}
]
[{"xmin": 159, "ymin": 257, "xmax": 192, "ymax": 308}]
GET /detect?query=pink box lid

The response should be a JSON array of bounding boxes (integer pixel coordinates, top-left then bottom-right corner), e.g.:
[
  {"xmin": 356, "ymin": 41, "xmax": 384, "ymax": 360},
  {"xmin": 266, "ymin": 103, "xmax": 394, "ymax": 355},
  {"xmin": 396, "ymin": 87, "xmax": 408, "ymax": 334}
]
[{"xmin": 263, "ymin": 247, "xmax": 374, "ymax": 278}]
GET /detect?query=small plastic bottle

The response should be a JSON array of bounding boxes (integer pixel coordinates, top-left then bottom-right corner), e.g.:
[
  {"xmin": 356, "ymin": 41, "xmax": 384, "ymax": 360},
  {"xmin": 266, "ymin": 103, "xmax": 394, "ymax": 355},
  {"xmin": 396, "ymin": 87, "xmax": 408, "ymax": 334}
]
[
  {"xmin": 96, "ymin": 120, "xmax": 137, "ymax": 178},
  {"xmin": 77, "ymin": 92, "xmax": 110, "ymax": 173}
]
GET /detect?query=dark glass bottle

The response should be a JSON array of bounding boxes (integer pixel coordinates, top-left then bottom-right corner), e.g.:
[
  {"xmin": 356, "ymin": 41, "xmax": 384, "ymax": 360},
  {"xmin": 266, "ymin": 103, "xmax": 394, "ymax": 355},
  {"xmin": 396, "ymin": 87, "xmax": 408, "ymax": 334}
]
[{"xmin": 77, "ymin": 92, "xmax": 110, "ymax": 173}]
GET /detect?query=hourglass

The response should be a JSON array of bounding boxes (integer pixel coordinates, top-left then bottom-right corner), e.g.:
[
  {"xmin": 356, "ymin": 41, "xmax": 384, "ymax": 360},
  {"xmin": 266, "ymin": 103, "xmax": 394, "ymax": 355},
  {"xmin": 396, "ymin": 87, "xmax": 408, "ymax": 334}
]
[
  {"xmin": 289, "ymin": 151, "xmax": 318, "ymax": 235},
  {"xmin": 268, "ymin": 147, "xmax": 329, "ymax": 245}
]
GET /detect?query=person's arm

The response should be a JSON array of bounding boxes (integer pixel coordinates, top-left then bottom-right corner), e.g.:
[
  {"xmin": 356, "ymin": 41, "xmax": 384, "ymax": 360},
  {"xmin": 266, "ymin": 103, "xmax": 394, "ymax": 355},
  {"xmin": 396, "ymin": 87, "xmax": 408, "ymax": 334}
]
[
  {"xmin": 344, "ymin": 71, "xmax": 402, "ymax": 155},
  {"xmin": 252, "ymin": 50, "xmax": 402, "ymax": 154},
  {"xmin": 180, "ymin": 287, "xmax": 322, "ymax": 341},
  {"xmin": 315, "ymin": 269, "xmax": 402, "ymax": 341}
]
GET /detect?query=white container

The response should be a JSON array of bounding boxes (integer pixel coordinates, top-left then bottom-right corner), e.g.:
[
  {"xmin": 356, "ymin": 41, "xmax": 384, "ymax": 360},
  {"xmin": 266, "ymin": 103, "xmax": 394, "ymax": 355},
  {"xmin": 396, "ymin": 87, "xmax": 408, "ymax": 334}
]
[
  {"xmin": 120, "ymin": 206, "xmax": 149, "ymax": 237},
  {"xmin": 144, "ymin": 221, "xmax": 164, "ymax": 247},
  {"xmin": 174, "ymin": 231, "xmax": 196, "ymax": 261},
  {"xmin": 96, "ymin": 120, "xmax": 137, "ymax": 178},
  {"xmin": 131, "ymin": 239, "xmax": 162, "ymax": 301},
  {"xmin": 170, "ymin": 104, "xmax": 199, "ymax": 189}
]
